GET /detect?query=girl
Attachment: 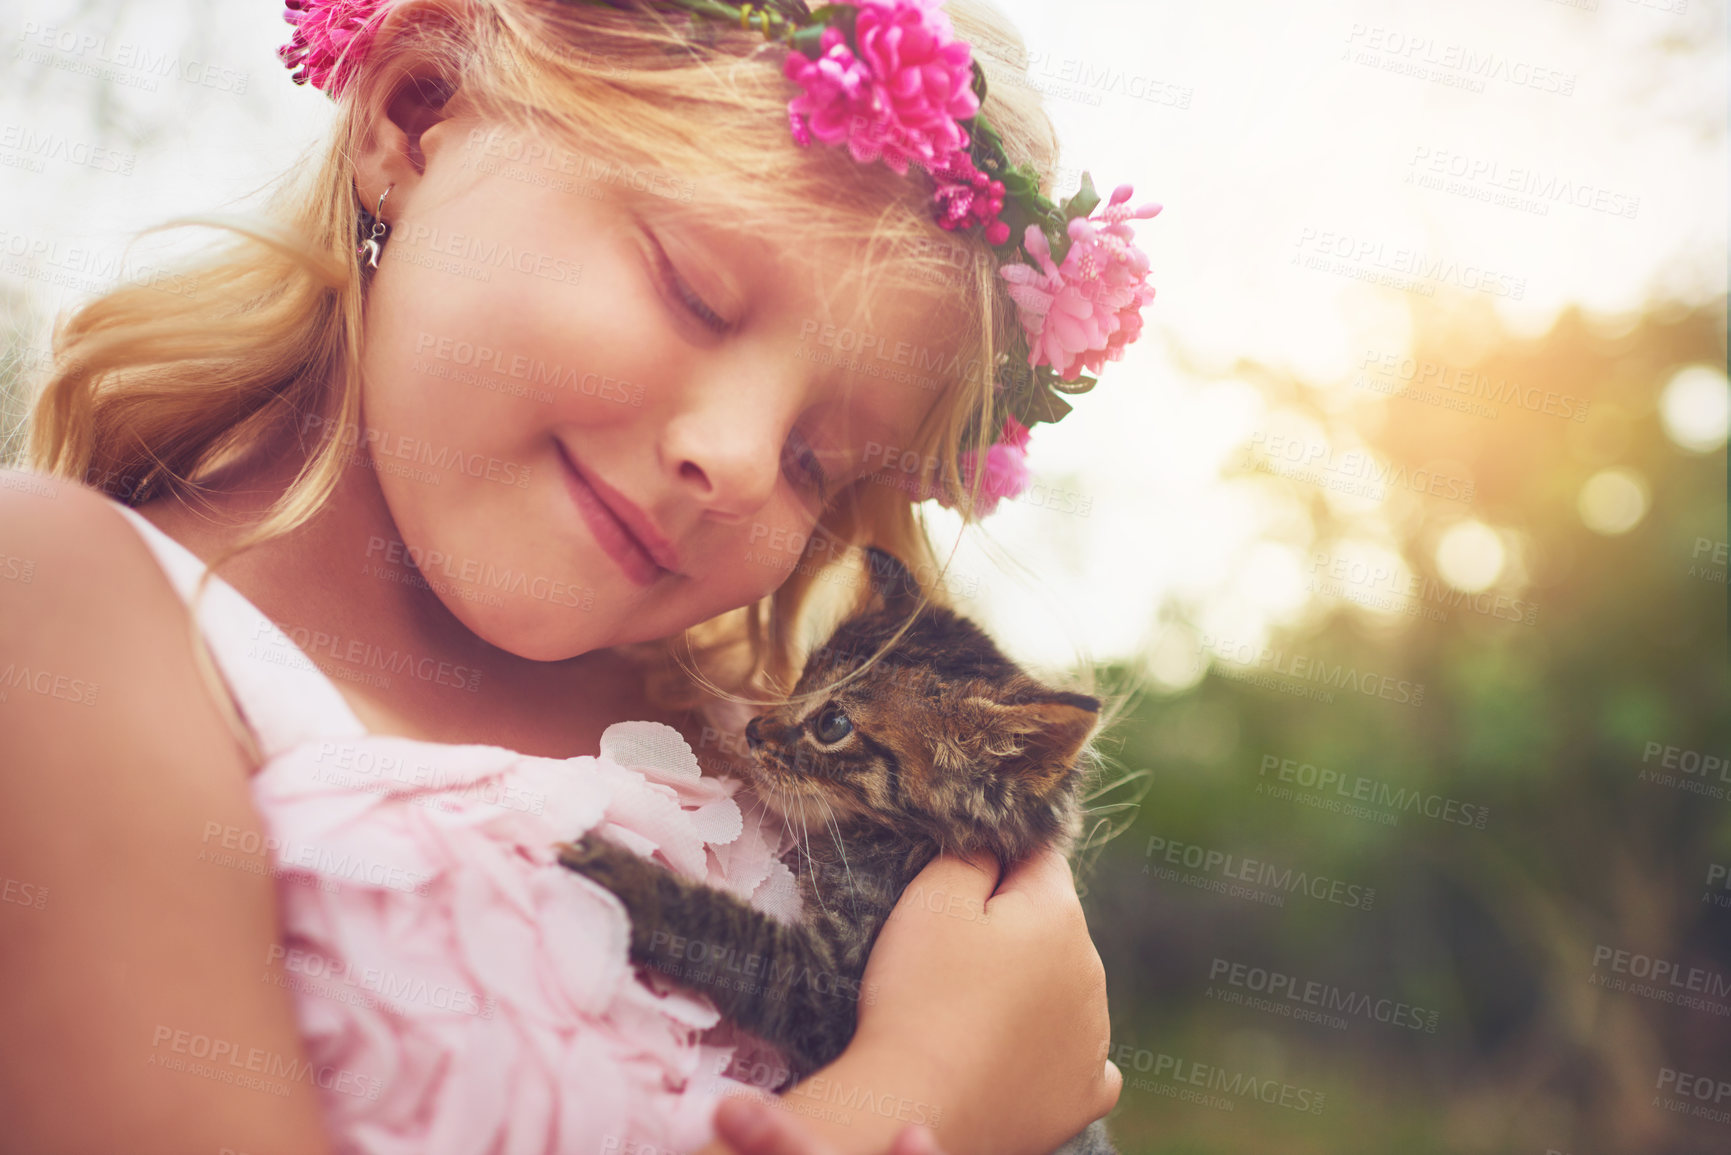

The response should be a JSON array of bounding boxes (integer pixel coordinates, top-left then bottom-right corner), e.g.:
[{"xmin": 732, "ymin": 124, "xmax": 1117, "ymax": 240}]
[{"xmin": 0, "ymin": 0, "xmax": 1153, "ymax": 1152}]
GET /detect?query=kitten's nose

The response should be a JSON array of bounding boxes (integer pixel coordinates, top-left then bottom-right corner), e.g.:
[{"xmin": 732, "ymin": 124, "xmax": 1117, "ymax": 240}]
[{"xmin": 744, "ymin": 716, "xmax": 764, "ymax": 749}]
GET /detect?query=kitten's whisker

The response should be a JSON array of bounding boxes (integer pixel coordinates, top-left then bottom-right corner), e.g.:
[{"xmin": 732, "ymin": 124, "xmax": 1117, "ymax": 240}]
[
  {"xmin": 796, "ymin": 797, "xmax": 834, "ymax": 918},
  {"xmin": 817, "ymin": 797, "xmax": 862, "ymax": 923}
]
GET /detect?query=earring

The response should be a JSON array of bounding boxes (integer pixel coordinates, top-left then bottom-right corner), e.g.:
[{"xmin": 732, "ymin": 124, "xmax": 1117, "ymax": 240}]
[{"xmin": 356, "ymin": 184, "xmax": 394, "ymax": 269}]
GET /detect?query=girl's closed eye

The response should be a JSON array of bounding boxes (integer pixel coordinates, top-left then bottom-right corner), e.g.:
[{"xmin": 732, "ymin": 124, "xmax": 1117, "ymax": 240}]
[{"xmin": 645, "ymin": 229, "xmax": 731, "ymax": 337}]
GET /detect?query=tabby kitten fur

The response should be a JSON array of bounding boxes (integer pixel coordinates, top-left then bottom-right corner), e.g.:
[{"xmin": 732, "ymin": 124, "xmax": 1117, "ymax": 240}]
[{"xmin": 559, "ymin": 547, "xmax": 1113, "ymax": 1152}]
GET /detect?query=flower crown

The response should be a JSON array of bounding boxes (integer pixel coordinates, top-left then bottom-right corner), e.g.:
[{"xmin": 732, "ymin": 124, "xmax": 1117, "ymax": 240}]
[{"xmin": 280, "ymin": 0, "xmax": 1161, "ymax": 517}]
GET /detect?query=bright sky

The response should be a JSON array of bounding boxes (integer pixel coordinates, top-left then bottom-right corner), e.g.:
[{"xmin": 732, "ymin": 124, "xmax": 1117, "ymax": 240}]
[{"xmin": 2, "ymin": 0, "xmax": 1724, "ymax": 681}]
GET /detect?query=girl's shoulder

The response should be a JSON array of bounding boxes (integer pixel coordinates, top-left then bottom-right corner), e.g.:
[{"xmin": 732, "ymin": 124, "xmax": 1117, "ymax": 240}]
[
  {"xmin": 0, "ymin": 468, "xmax": 335, "ymax": 1150},
  {"xmin": 0, "ymin": 468, "xmax": 192, "ymax": 652},
  {"xmin": 0, "ymin": 468, "xmax": 251, "ymax": 768}
]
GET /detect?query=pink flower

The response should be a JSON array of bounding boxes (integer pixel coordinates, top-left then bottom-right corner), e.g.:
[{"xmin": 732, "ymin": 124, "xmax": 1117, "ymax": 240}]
[
  {"xmin": 928, "ymin": 414, "xmax": 1032, "ymax": 517},
  {"xmin": 932, "ymin": 154, "xmax": 1010, "ymax": 246},
  {"xmin": 784, "ymin": 0, "xmax": 980, "ymax": 176},
  {"xmin": 999, "ymin": 184, "xmax": 1162, "ymax": 382},
  {"xmin": 279, "ymin": 0, "xmax": 389, "ymax": 96}
]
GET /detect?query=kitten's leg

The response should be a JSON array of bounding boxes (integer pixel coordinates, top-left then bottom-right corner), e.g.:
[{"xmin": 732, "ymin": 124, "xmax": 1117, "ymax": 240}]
[{"xmin": 558, "ymin": 834, "xmax": 863, "ymax": 1078}]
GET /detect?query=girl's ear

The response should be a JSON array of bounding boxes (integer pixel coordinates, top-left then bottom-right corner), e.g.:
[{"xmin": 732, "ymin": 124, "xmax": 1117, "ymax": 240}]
[{"xmin": 351, "ymin": 0, "xmax": 468, "ymax": 212}]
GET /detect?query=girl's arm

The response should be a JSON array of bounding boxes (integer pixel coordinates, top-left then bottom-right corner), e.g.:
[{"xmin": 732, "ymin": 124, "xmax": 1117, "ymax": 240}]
[
  {"xmin": 0, "ymin": 477, "xmax": 334, "ymax": 1155},
  {"xmin": 695, "ymin": 850, "xmax": 1120, "ymax": 1155}
]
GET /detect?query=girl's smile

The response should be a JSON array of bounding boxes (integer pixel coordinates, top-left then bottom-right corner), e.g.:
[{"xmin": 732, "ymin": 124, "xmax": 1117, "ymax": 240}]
[{"xmin": 554, "ymin": 438, "xmax": 681, "ymax": 586}]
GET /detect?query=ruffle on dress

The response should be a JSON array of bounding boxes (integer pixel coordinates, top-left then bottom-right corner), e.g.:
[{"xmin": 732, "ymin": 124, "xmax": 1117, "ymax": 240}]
[{"xmin": 251, "ymin": 720, "xmax": 803, "ymax": 1155}]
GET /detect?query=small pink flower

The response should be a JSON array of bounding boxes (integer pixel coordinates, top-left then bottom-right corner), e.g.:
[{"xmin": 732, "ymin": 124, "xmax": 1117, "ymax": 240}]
[
  {"xmin": 999, "ymin": 184, "xmax": 1162, "ymax": 381},
  {"xmin": 784, "ymin": 27, "xmax": 872, "ymax": 149},
  {"xmin": 930, "ymin": 414, "xmax": 1032, "ymax": 517},
  {"xmin": 279, "ymin": 0, "xmax": 389, "ymax": 96},
  {"xmin": 932, "ymin": 154, "xmax": 1010, "ymax": 245},
  {"xmin": 785, "ymin": 0, "xmax": 980, "ymax": 176}
]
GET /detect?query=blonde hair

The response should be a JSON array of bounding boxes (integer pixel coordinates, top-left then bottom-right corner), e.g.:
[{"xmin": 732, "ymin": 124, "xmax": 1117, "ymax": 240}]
[{"xmin": 23, "ymin": 0, "xmax": 1064, "ymax": 756}]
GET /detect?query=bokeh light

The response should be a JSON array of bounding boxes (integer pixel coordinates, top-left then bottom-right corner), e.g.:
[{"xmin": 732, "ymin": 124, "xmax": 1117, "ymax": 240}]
[
  {"xmin": 1659, "ymin": 363, "xmax": 1730, "ymax": 453},
  {"xmin": 1434, "ymin": 520, "xmax": 1506, "ymax": 593},
  {"xmin": 1577, "ymin": 468, "xmax": 1651, "ymax": 536}
]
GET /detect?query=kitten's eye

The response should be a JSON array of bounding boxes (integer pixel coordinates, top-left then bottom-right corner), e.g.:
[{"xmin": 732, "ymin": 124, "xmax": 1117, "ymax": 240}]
[{"xmin": 810, "ymin": 704, "xmax": 852, "ymax": 745}]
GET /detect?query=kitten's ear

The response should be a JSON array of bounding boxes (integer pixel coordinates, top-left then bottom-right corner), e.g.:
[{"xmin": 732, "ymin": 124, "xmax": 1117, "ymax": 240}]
[
  {"xmin": 969, "ymin": 693, "xmax": 1100, "ymax": 789},
  {"xmin": 861, "ymin": 546, "xmax": 922, "ymax": 618}
]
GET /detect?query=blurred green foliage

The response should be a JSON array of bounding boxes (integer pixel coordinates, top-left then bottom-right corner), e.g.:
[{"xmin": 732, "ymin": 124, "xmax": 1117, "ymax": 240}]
[{"xmin": 1083, "ymin": 297, "xmax": 1730, "ymax": 1155}]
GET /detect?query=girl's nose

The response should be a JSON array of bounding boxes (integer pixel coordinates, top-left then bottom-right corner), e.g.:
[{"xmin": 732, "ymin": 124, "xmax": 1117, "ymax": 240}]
[{"xmin": 660, "ymin": 392, "xmax": 788, "ymax": 521}]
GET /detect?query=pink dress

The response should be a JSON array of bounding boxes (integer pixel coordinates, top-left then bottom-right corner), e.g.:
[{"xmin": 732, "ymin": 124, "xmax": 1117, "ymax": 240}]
[{"xmin": 111, "ymin": 501, "xmax": 804, "ymax": 1155}]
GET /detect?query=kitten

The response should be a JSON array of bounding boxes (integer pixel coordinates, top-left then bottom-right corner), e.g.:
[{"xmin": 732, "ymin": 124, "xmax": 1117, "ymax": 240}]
[{"xmin": 559, "ymin": 547, "xmax": 1115, "ymax": 1154}]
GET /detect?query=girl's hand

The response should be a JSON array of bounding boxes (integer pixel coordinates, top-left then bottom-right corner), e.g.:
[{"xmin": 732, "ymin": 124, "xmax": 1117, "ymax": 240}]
[
  {"xmin": 827, "ymin": 847, "xmax": 1120, "ymax": 1155},
  {"xmin": 712, "ymin": 1096, "xmax": 949, "ymax": 1155}
]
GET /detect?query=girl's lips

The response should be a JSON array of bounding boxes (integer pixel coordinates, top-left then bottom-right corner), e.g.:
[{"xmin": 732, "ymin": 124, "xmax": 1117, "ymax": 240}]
[{"xmin": 555, "ymin": 444, "xmax": 669, "ymax": 588}]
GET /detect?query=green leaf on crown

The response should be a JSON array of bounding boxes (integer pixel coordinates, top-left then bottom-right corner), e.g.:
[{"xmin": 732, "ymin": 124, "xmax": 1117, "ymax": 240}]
[
  {"xmin": 1016, "ymin": 385, "xmax": 1074, "ymax": 427},
  {"xmin": 1061, "ymin": 171, "xmax": 1101, "ymax": 223},
  {"xmin": 787, "ymin": 24, "xmax": 827, "ymax": 54},
  {"xmin": 969, "ymin": 60, "xmax": 990, "ymax": 104}
]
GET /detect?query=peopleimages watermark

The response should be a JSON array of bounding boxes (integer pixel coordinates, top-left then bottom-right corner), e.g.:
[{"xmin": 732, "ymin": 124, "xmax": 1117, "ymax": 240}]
[
  {"xmin": 0, "ymin": 227, "xmax": 199, "ymax": 299},
  {"xmin": 1241, "ymin": 430, "xmax": 1476, "ymax": 504},
  {"xmin": 1689, "ymin": 538, "xmax": 1728, "ymax": 586},
  {"xmin": 200, "ymin": 820, "xmax": 433, "ymax": 897},
  {"xmin": 412, "ymin": 330, "xmax": 645, "ymax": 406},
  {"xmin": 853, "ymin": 440, "xmax": 1094, "ymax": 517},
  {"xmin": 390, "ymin": 222, "xmax": 584, "ymax": 286},
  {"xmin": 1109, "ymin": 1041, "xmax": 1327, "ymax": 1114},
  {"xmin": 1, "ymin": 874, "xmax": 48, "ymax": 911},
  {"xmin": 299, "ymin": 412, "xmax": 533, "ymax": 490},
  {"xmin": 1405, "ymin": 145, "xmax": 1640, "ymax": 220},
  {"xmin": 1293, "ymin": 227, "xmax": 1526, "ymax": 299},
  {"xmin": 964, "ymin": 33, "xmax": 1194, "ymax": 111},
  {"xmin": 1143, "ymin": 834, "xmax": 1376, "ymax": 911},
  {"xmin": 147, "ymin": 1025, "xmax": 380, "ymax": 1101},
  {"xmin": 461, "ymin": 125, "xmax": 697, "ymax": 204},
  {"xmin": 678, "ymin": 1051, "xmax": 945, "ymax": 1133},
  {"xmin": 310, "ymin": 740, "xmax": 549, "ymax": 817},
  {"xmin": 1637, "ymin": 740, "xmax": 1731, "ymax": 803},
  {"xmin": 641, "ymin": 931, "xmax": 877, "ymax": 1006},
  {"xmin": 246, "ymin": 615, "xmax": 485, "ymax": 694},
  {"xmin": 0, "ymin": 121, "xmax": 134, "ymax": 175},
  {"xmin": 1342, "ymin": 23, "xmax": 1576, "ymax": 97},
  {"xmin": 362, "ymin": 535, "xmax": 596, "ymax": 613},
  {"xmin": 1703, "ymin": 863, "xmax": 1731, "ymax": 911},
  {"xmin": 1588, "ymin": 944, "xmax": 1731, "ymax": 1017},
  {"xmin": 1654, "ymin": 1066, "xmax": 1731, "ymax": 1126},
  {"xmin": 1307, "ymin": 548, "xmax": 1540, "ymax": 628},
  {"xmin": 1205, "ymin": 956, "xmax": 1440, "ymax": 1034},
  {"xmin": 794, "ymin": 320, "xmax": 989, "ymax": 394},
  {"xmin": 265, "ymin": 944, "xmax": 497, "ymax": 1019},
  {"xmin": 0, "ymin": 661, "xmax": 99, "ymax": 707},
  {"xmin": 14, "ymin": 21, "xmax": 250, "ymax": 94},
  {"xmin": 1198, "ymin": 634, "xmax": 1426, "ymax": 708},
  {"xmin": 0, "ymin": 552, "xmax": 35, "ymax": 585},
  {"xmin": 1256, "ymin": 753, "xmax": 1490, "ymax": 830},
  {"xmin": 1354, "ymin": 348, "xmax": 1590, "ymax": 422}
]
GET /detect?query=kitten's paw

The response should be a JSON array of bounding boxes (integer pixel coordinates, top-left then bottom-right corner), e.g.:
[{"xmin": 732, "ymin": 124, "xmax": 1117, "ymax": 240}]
[{"xmin": 556, "ymin": 832, "xmax": 637, "ymax": 883}]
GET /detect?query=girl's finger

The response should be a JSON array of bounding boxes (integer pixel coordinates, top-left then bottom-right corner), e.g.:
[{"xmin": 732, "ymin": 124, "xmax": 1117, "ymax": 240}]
[
  {"xmin": 888, "ymin": 1123, "xmax": 950, "ymax": 1155},
  {"xmin": 991, "ymin": 843, "xmax": 1078, "ymax": 905},
  {"xmin": 712, "ymin": 1095, "xmax": 838, "ymax": 1155}
]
